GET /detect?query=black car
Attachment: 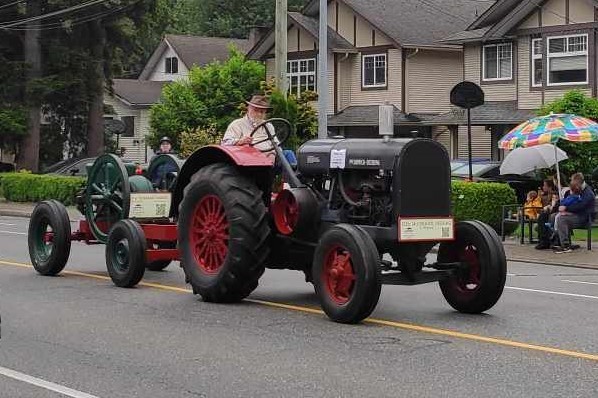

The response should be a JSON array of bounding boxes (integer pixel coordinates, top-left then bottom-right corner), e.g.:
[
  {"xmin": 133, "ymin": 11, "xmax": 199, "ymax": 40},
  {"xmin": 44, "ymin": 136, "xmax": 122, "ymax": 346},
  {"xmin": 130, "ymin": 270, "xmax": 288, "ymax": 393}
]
[
  {"xmin": 451, "ymin": 160, "xmax": 542, "ymax": 203},
  {"xmin": 42, "ymin": 157, "xmax": 96, "ymax": 177}
]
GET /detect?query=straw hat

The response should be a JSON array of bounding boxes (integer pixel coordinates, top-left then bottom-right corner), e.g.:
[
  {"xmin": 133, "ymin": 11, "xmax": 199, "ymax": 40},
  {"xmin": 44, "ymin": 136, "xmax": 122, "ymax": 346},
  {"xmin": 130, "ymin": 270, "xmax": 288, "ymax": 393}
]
[{"xmin": 245, "ymin": 95, "xmax": 271, "ymax": 109}]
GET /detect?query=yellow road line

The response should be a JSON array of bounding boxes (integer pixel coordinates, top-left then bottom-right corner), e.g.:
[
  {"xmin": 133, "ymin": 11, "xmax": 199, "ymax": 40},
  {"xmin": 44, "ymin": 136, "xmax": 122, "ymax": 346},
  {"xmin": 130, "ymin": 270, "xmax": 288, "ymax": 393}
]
[{"xmin": 2, "ymin": 259, "xmax": 598, "ymax": 362}]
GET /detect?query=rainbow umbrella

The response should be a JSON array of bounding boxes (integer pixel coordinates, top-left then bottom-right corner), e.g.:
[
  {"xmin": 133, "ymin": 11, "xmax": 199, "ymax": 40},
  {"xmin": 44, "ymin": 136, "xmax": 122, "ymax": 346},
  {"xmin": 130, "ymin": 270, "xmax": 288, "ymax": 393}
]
[{"xmin": 498, "ymin": 113, "xmax": 598, "ymax": 196}]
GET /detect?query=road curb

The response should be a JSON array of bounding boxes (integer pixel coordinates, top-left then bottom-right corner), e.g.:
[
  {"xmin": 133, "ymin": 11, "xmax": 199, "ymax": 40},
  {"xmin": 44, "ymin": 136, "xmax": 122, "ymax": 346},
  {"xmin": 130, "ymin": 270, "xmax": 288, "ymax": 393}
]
[{"xmin": 0, "ymin": 209, "xmax": 32, "ymax": 218}]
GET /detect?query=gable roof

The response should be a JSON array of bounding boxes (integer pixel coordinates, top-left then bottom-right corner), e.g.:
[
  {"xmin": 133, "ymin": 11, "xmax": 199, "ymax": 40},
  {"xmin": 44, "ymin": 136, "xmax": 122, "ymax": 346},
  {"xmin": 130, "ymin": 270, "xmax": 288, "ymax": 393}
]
[
  {"xmin": 139, "ymin": 35, "xmax": 250, "ymax": 80},
  {"xmin": 328, "ymin": 105, "xmax": 422, "ymax": 127},
  {"xmin": 110, "ymin": 79, "xmax": 167, "ymax": 107},
  {"xmin": 247, "ymin": 12, "xmax": 356, "ymax": 60},
  {"xmin": 444, "ymin": 0, "xmax": 598, "ymax": 44},
  {"xmin": 302, "ymin": 0, "xmax": 494, "ymax": 47}
]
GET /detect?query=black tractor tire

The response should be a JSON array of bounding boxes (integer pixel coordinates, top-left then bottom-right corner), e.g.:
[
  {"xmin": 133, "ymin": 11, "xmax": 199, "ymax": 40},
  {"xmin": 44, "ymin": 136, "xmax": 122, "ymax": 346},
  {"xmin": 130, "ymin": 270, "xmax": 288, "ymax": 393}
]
[
  {"xmin": 105, "ymin": 219, "xmax": 147, "ymax": 288},
  {"xmin": 28, "ymin": 200, "xmax": 72, "ymax": 276},
  {"xmin": 437, "ymin": 220, "xmax": 506, "ymax": 314},
  {"xmin": 313, "ymin": 224, "xmax": 382, "ymax": 324},
  {"xmin": 146, "ymin": 242, "xmax": 176, "ymax": 271},
  {"xmin": 178, "ymin": 163, "xmax": 270, "ymax": 303}
]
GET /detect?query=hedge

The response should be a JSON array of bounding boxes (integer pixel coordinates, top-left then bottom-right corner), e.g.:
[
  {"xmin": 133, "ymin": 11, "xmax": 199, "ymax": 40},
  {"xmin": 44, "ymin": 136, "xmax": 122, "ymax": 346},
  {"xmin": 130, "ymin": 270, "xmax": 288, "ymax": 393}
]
[
  {"xmin": 0, "ymin": 172, "xmax": 85, "ymax": 206},
  {"xmin": 451, "ymin": 180, "xmax": 518, "ymax": 232}
]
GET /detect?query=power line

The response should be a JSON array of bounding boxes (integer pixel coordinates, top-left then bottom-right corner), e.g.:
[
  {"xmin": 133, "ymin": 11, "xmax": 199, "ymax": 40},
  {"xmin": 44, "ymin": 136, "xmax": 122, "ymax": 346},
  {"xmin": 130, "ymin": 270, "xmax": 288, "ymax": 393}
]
[
  {"xmin": 0, "ymin": 0, "xmax": 112, "ymax": 28},
  {"xmin": 0, "ymin": 0, "xmax": 26, "ymax": 11},
  {"xmin": 2, "ymin": 3, "xmax": 133, "ymax": 31}
]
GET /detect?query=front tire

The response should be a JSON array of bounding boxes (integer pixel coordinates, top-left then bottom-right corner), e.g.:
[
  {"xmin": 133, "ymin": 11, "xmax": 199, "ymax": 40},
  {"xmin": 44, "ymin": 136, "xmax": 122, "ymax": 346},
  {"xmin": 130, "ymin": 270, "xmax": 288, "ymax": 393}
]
[
  {"xmin": 438, "ymin": 220, "xmax": 506, "ymax": 313},
  {"xmin": 105, "ymin": 219, "xmax": 147, "ymax": 288},
  {"xmin": 178, "ymin": 163, "xmax": 270, "ymax": 303},
  {"xmin": 28, "ymin": 200, "xmax": 72, "ymax": 276},
  {"xmin": 313, "ymin": 224, "xmax": 382, "ymax": 324}
]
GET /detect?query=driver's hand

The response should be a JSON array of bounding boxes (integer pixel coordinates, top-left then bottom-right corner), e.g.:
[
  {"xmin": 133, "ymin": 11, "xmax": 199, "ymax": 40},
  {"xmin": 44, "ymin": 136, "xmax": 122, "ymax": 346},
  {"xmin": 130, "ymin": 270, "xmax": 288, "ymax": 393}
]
[{"xmin": 236, "ymin": 136, "xmax": 253, "ymax": 146}]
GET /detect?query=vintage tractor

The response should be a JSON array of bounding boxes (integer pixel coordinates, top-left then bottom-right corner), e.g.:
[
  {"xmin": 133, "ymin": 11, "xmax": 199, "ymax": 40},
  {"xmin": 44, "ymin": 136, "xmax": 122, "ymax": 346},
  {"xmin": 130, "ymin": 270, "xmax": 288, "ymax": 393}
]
[
  {"xmin": 173, "ymin": 118, "xmax": 506, "ymax": 323},
  {"xmin": 28, "ymin": 117, "xmax": 506, "ymax": 324},
  {"xmin": 28, "ymin": 152, "xmax": 183, "ymax": 286}
]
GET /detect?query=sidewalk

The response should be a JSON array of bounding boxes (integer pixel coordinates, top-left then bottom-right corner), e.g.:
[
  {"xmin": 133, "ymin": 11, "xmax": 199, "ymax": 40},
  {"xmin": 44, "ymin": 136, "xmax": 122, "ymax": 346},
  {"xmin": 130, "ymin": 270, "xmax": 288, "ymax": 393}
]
[
  {"xmin": 0, "ymin": 198, "xmax": 82, "ymax": 220},
  {"xmin": 1, "ymin": 198, "xmax": 597, "ymax": 270}
]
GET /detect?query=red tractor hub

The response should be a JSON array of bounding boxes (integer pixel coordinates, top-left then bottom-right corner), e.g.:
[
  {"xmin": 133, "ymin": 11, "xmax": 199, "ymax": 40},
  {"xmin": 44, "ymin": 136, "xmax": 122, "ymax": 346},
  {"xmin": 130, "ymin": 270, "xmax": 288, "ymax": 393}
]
[
  {"xmin": 189, "ymin": 195, "xmax": 229, "ymax": 274},
  {"xmin": 322, "ymin": 245, "xmax": 356, "ymax": 304},
  {"xmin": 271, "ymin": 188, "xmax": 319, "ymax": 237}
]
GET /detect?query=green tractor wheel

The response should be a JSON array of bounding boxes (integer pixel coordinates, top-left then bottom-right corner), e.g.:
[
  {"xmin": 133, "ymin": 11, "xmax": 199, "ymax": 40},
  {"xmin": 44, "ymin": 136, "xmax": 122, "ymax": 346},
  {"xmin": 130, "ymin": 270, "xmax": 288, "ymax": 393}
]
[{"xmin": 85, "ymin": 154, "xmax": 131, "ymax": 243}]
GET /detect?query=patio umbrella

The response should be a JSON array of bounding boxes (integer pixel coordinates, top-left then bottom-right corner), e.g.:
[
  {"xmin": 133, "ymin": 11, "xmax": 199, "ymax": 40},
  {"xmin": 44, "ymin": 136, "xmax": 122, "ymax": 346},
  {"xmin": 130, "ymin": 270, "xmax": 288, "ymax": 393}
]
[
  {"xmin": 498, "ymin": 113, "xmax": 598, "ymax": 197},
  {"xmin": 499, "ymin": 144, "xmax": 568, "ymax": 175}
]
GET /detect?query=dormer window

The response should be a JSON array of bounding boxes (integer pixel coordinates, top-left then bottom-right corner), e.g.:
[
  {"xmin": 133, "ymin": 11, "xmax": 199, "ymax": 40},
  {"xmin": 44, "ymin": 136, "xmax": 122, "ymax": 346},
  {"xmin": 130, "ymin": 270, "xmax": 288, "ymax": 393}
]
[{"xmin": 165, "ymin": 57, "xmax": 178, "ymax": 74}]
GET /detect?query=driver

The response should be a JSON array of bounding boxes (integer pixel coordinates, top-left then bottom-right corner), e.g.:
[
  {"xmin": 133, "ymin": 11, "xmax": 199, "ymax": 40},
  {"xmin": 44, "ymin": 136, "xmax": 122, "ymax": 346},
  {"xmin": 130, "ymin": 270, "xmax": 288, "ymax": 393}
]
[{"xmin": 221, "ymin": 95, "xmax": 278, "ymax": 159}]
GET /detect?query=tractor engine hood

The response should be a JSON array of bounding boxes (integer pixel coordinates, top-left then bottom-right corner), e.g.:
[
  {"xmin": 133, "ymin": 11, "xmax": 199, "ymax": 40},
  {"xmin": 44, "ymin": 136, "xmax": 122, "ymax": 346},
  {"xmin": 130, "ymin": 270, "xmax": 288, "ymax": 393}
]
[{"xmin": 296, "ymin": 138, "xmax": 413, "ymax": 175}]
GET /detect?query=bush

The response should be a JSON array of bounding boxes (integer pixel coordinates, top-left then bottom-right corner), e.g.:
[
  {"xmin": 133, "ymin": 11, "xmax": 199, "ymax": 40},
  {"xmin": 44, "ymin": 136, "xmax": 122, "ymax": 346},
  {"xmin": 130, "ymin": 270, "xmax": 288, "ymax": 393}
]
[
  {"xmin": 451, "ymin": 180, "xmax": 517, "ymax": 232},
  {"xmin": 0, "ymin": 172, "xmax": 85, "ymax": 205},
  {"xmin": 179, "ymin": 125, "xmax": 222, "ymax": 158}
]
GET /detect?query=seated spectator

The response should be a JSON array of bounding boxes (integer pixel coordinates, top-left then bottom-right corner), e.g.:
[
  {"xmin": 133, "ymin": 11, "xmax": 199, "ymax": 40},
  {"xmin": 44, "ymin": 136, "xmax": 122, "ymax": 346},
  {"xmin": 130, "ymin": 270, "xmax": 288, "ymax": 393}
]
[
  {"xmin": 523, "ymin": 190, "xmax": 543, "ymax": 220},
  {"xmin": 550, "ymin": 173, "xmax": 596, "ymax": 253},
  {"xmin": 539, "ymin": 179, "xmax": 556, "ymax": 208}
]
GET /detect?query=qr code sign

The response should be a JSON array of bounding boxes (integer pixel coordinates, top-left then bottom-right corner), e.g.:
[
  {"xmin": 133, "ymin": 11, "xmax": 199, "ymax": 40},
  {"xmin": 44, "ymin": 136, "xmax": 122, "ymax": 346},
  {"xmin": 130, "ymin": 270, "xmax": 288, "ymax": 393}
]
[
  {"xmin": 155, "ymin": 203, "xmax": 167, "ymax": 217},
  {"xmin": 441, "ymin": 226, "xmax": 450, "ymax": 238}
]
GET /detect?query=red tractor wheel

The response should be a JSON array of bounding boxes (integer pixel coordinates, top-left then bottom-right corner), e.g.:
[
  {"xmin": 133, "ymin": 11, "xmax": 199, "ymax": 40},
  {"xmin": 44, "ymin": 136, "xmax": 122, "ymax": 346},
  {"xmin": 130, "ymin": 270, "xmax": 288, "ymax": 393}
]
[
  {"xmin": 178, "ymin": 163, "xmax": 270, "ymax": 303},
  {"xmin": 437, "ymin": 220, "xmax": 506, "ymax": 313},
  {"xmin": 313, "ymin": 224, "xmax": 381, "ymax": 324}
]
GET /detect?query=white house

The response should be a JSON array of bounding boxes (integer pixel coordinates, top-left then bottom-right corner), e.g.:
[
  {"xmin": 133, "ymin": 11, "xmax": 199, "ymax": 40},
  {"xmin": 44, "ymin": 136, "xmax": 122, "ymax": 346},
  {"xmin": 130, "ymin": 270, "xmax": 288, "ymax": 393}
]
[{"xmin": 104, "ymin": 35, "xmax": 250, "ymax": 162}]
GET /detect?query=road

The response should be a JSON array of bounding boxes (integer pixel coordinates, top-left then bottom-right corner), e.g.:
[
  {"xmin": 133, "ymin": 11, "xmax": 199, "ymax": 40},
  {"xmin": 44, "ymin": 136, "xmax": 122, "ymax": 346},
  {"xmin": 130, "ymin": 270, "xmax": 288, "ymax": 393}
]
[{"xmin": 0, "ymin": 215, "xmax": 597, "ymax": 397}]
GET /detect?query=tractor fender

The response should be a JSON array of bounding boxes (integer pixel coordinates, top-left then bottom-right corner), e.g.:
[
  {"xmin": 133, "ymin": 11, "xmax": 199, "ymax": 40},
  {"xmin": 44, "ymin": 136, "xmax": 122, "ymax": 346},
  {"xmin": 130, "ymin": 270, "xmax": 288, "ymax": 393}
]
[{"xmin": 173, "ymin": 145, "xmax": 274, "ymax": 216}]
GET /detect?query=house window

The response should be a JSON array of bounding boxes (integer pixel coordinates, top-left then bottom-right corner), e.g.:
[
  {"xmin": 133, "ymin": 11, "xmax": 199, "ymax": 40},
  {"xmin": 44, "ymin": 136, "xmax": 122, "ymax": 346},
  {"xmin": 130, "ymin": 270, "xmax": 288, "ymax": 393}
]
[
  {"xmin": 362, "ymin": 53, "xmax": 386, "ymax": 88},
  {"xmin": 531, "ymin": 38, "xmax": 543, "ymax": 87},
  {"xmin": 483, "ymin": 43, "xmax": 512, "ymax": 81},
  {"xmin": 547, "ymin": 34, "xmax": 588, "ymax": 86},
  {"xmin": 165, "ymin": 57, "xmax": 178, "ymax": 74},
  {"xmin": 287, "ymin": 58, "xmax": 316, "ymax": 97},
  {"xmin": 121, "ymin": 116, "xmax": 135, "ymax": 137}
]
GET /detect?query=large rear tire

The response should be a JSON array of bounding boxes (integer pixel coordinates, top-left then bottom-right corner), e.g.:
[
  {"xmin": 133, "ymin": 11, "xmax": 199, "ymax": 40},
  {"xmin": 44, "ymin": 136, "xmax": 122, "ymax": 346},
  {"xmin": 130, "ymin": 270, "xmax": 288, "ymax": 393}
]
[
  {"xmin": 313, "ymin": 224, "xmax": 382, "ymax": 324},
  {"xmin": 105, "ymin": 219, "xmax": 147, "ymax": 288},
  {"xmin": 178, "ymin": 163, "xmax": 270, "ymax": 303},
  {"xmin": 438, "ymin": 220, "xmax": 506, "ymax": 313},
  {"xmin": 28, "ymin": 200, "xmax": 72, "ymax": 276}
]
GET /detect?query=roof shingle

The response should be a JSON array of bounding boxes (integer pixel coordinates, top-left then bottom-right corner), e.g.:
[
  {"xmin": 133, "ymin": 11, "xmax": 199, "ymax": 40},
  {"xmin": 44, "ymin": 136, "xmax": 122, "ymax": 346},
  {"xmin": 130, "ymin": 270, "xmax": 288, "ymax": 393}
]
[{"xmin": 111, "ymin": 79, "xmax": 167, "ymax": 107}]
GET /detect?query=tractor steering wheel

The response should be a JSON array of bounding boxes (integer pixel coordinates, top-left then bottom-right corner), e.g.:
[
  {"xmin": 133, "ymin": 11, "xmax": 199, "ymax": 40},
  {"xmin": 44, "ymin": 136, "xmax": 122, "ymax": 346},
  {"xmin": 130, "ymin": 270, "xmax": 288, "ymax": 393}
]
[{"xmin": 249, "ymin": 118, "xmax": 292, "ymax": 153}]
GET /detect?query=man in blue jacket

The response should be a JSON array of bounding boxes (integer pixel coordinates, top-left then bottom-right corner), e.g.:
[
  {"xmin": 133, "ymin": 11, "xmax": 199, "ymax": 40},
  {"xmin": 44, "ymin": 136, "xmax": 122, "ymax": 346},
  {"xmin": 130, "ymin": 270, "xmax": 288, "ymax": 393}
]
[{"xmin": 553, "ymin": 172, "xmax": 596, "ymax": 253}]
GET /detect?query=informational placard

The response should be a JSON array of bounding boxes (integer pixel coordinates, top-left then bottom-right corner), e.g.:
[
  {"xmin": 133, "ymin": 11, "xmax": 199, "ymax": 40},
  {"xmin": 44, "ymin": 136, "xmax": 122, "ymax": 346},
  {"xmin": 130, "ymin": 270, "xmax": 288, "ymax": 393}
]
[
  {"xmin": 330, "ymin": 149, "xmax": 346, "ymax": 169},
  {"xmin": 398, "ymin": 217, "xmax": 454, "ymax": 242},
  {"xmin": 130, "ymin": 193, "xmax": 172, "ymax": 219}
]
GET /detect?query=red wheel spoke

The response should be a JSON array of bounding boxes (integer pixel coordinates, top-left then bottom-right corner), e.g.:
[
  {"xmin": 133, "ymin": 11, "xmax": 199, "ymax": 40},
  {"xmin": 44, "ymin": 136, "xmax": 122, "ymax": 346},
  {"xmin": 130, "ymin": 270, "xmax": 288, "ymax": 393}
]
[{"xmin": 190, "ymin": 195, "xmax": 229, "ymax": 275}]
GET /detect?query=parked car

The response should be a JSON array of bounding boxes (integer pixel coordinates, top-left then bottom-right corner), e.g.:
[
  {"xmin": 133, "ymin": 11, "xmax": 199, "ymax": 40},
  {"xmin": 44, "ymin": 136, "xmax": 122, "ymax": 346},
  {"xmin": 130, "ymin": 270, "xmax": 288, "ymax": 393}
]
[
  {"xmin": 451, "ymin": 159, "xmax": 542, "ymax": 203},
  {"xmin": 42, "ymin": 157, "xmax": 96, "ymax": 177}
]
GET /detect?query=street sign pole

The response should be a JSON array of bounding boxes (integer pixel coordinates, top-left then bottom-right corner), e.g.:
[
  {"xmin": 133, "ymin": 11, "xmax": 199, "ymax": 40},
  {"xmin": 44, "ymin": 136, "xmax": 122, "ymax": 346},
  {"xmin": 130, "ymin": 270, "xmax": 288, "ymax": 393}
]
[
  {"xmin": 275, "ymin": 0, "xmax": 288, "ymax": 96},
  {"xmin": 317, "ymin": 0, "xmax": 328, "ymax": 138}
]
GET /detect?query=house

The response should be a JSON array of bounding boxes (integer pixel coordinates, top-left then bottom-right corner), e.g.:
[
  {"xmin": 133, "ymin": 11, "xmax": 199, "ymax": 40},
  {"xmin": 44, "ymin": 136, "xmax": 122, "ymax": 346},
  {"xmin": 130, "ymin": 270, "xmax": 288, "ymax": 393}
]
[
  {"xmin": 104, "ymin": 35, "xmax": 250, "ymax": 162},
  {"xmin": 440, "ymin": 0, "xmax": 598, "ymax": 159},
  {"xmin": 247, "ymin": 0, "xmax": 546, "ymax": 160}
]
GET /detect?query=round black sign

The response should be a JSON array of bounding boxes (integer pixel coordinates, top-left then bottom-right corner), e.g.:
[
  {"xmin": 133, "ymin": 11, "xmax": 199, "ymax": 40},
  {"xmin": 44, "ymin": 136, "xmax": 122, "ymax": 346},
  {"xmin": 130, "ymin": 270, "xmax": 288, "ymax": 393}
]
[{"xmin": 450, "ymin": 81, "xmax": 484, "ymax": 109}]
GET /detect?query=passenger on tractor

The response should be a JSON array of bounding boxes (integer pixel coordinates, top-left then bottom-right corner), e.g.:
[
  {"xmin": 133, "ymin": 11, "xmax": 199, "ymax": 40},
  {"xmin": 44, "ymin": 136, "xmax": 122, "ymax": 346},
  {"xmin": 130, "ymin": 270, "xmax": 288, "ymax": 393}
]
[{"xmin": 150, "ymin": 136, "xmax": 179, "ymax": 190}]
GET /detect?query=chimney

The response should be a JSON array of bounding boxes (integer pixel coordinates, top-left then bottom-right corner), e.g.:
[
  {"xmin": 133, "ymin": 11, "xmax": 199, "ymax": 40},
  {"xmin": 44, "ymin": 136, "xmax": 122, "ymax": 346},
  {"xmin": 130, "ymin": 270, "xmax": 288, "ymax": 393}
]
[{"xmin": 248, "ymin": 25, "xmax": 270, "ymax": 48}]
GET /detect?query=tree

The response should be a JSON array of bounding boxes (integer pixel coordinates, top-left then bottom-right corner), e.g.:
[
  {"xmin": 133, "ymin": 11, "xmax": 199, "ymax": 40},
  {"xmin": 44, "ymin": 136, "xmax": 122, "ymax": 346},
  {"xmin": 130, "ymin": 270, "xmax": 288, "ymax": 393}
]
[
  {"xmin": 169, "ymin": 0, "xmax": 308, "ymax": 38},
  {"xmin": 148, "ymin": 48, "xmax": 264, "ymax": 148},
  {"xmin": 538, "ymin": 90, "xmax": 598, "ymax": 176}
]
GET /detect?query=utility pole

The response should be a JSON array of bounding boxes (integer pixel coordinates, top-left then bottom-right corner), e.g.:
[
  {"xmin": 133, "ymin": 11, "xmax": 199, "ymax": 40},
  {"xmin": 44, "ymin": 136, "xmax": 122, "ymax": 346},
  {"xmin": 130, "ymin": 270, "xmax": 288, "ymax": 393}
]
[
  {"xmin": 317, "ymin": 0, "xmax": 328, "ymax": 138},
  {"xmin": 274, "ymin": 0, "xmax": 287, "ymax": 96},
  {"xmin": 18, "ymin": 0, "xmax": 42, "ymax": 172}
]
